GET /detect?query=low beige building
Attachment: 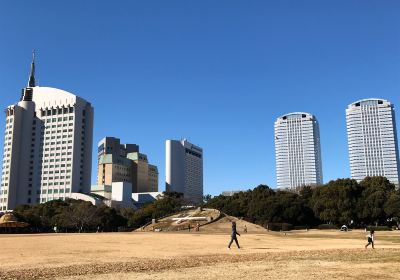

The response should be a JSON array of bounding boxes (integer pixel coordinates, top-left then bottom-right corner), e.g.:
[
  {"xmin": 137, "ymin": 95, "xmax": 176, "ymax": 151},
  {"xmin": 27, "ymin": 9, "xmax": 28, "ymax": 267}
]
[
  {"xmin": 97, "ymin": 155, "xmax": 133, "ymax": 186},
  {"xmin": 95, "ymin": 137, "xmax": 158, "ymax": 193},
  {"xmin": 128, "ymin": 153, "xmax": 159, "ymax": 193}
]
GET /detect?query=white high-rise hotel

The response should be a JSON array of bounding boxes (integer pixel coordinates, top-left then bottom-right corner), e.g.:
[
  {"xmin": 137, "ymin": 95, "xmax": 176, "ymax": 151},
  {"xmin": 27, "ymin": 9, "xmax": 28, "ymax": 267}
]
[
  {"xmin": 275, "ymin": 112, "xmax": 323, "ymax": 189},
  {"xmin": 346, "ymin": 99, "xmax": 400, "ymax": 186},
  {"xmin": 0, "ymin": 54, "xmax": 94, "ymax": 211},
  {"xmin": 166, "ymin": 139, "xmax": 203, "ymax": 203}
]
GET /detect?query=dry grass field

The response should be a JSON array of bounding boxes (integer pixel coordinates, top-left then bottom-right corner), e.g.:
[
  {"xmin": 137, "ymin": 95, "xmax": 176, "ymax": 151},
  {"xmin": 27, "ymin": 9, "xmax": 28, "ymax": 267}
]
[{"xmin": 0, "ymin": 229, "xmax": 399, "ymax": 280}]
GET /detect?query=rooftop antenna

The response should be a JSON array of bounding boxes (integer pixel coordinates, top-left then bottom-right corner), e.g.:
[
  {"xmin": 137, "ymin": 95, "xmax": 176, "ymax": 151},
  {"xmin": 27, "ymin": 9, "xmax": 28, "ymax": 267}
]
[{"xmin": 28, "ymin": 49, "xmax": 36, "ymax": 87}]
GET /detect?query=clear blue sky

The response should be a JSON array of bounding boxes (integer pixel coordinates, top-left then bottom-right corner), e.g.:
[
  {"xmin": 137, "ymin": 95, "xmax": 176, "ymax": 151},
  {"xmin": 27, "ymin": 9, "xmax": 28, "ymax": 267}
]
[{"xmin": 0, "ymin": 1, "xmax": 399, "ymax": 195}]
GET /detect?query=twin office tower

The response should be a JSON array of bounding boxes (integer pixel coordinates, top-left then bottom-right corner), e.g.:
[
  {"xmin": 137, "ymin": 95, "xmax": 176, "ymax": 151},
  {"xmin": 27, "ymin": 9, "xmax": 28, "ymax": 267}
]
[{"xmin": 275, "ymin": 99, "xmax": 400, "ymax": 189}]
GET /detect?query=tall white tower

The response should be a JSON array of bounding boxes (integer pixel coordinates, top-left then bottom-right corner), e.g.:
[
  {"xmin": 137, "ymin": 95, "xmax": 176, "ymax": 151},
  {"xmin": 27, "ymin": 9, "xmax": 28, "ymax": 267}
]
[
  {"xmin": 274, "ymin": 112, "xmax": 323, "ymax": 189},
  {"xmin": 166, "ymin": 139, "xmax": 203, "ymax": 204},
  {"xmin": 0, "ymin": 53, "xmax": 94, "ymax": 211},
  {"xmin": 346, "ymin": 99, "xmax": 400, "ymax": 186}
]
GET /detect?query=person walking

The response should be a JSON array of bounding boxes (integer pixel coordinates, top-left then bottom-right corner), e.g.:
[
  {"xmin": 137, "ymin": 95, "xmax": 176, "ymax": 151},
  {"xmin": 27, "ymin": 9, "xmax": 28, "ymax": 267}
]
[
  {"xmin": 228, "ymin": 221, "xmax": 241, "ymax": 249},
  {"xmin": 365, "ymin": 230, "xmax": 375, "ymax": 249}
]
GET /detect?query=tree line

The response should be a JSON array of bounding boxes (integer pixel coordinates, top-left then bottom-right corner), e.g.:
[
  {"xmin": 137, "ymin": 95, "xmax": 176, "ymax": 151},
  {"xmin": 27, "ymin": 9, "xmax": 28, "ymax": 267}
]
[
  {"xmin": 5, "ymin": 176, "xmax": 400, "ymax": 232},
  {"xmin": 9, "ymin": 192, "xmax": 184, "ymax": 233},
  {"xmin": 205, "ymin": 176, "xmax": 400, "ymax": 229}
]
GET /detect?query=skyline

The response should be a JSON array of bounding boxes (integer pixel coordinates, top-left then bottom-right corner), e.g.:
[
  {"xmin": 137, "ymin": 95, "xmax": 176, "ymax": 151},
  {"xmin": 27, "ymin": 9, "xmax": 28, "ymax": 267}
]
[{"xmin": 1, "ymin": 1, "xmax": 400, "ymax": 195}]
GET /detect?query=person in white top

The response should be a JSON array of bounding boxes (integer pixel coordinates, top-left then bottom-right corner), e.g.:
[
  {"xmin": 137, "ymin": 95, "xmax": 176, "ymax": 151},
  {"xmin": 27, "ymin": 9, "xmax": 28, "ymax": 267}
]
[{"xmin": 365, "ymin": 230, "xmax": 375, "ymax": 249}]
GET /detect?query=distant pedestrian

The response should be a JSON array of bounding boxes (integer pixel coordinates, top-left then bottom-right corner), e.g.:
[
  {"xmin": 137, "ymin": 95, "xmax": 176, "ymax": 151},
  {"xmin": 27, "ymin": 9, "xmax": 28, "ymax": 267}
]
[
  {"xmin": 188, "ymin": 224, "xmax": 191, "ymax": 232},
  {"xmin": 244, "ymin": 225, "xmax": 247, "ymax": 233},
  {"xmin": 196, "ymin": 222, "xmax": 200, "ymax": 232},
  {"xmin": 228, "ymin": 221, "xmax": 241, "ymax": 249},
  {"xmin": 365, "ymin": 230, "xmax": 375, "ymax": 249}
]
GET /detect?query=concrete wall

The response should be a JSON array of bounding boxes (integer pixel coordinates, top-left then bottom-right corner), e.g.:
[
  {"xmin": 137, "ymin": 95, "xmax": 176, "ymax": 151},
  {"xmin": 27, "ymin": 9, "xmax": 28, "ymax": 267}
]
[
  {"xmin": 70, "ymin": 192, "xmax": 103, "ymax": 206},
  {"xmin": 132, "ymin": 192, "xmax": 163, "ymax": 204},
  {"xmin": 111, "ymin": 182, "xmax": 132, "ymax": 208}
]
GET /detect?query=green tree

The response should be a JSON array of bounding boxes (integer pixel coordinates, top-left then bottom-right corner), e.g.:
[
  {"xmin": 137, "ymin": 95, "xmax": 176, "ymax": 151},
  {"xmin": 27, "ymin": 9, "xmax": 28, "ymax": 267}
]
[
  {"xmin": 96, "ymin": 205, "xmax": 127, "ymax": 231},
  {"xmin": 311, "ymin": 179, "xmax": 360, "ymax": 225},
  {"xmin": 358, "ymin": 176, "xmax": 395, "ymax": 225},
  {"xmin": 384, "ymin": 191, "xmax": 400, "ymax": 227},
  {"xmin": 203, "ymin": 194, "xmax": 212, "ymax": 204}
]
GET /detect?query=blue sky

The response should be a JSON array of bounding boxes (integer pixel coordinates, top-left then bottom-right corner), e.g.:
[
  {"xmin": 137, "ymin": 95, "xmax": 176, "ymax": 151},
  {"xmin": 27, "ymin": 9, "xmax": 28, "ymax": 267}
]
[{"xmin": 0, "ymin": 1, "xmax": 399, "ymax": 195}]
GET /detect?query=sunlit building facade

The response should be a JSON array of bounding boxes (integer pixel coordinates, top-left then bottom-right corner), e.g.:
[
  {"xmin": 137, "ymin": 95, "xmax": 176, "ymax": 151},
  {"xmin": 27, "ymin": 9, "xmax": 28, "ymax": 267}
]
[
  {"xmin": 346, "ymin": 99, "xmax": 400, "ymax": 186},
  {"xmin": 0, "ymin": 55, "xmax": 94, "ymax": 211},
  {"xmin": 166, "ymin": 139, "xmax": 203, "ymax": 203},
  {"xmin": 274, "ymin": 112, "xmax": 323, "ymax": 189}
]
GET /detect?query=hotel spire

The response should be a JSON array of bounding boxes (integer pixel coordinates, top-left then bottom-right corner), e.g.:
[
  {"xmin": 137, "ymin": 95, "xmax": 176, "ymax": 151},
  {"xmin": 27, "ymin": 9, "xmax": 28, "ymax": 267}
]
[{"xmin": 28, "ymin": 50, "xmax": 36, "ymax": 87}]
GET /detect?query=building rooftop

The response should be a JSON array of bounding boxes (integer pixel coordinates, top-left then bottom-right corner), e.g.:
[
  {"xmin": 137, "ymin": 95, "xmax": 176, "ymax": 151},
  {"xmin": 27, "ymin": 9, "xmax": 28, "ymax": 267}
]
[
  {"xmin": 98, "ymin": 154, "xmax": 133, "ymax": 166},
  {"xmin": 348, "ymin": 98, "xmax": 390, "ymax": 108},
  {"xmin": 276, "ymin": 112, "xmax": 315, "ymax": 122}
]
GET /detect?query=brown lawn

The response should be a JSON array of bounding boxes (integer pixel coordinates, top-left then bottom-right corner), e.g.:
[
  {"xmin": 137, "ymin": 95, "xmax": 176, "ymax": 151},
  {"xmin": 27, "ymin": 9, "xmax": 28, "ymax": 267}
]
[{"xmin": 0, "ymin": 229, "xmax": 399, "ymax": 279}]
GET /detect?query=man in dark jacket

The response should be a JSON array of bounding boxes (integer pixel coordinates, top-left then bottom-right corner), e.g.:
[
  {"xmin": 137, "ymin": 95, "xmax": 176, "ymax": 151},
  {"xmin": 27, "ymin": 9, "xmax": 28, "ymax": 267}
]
[{"xmin": 228, "ymin": 221, "xmax": 241, "ymax": 249}]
